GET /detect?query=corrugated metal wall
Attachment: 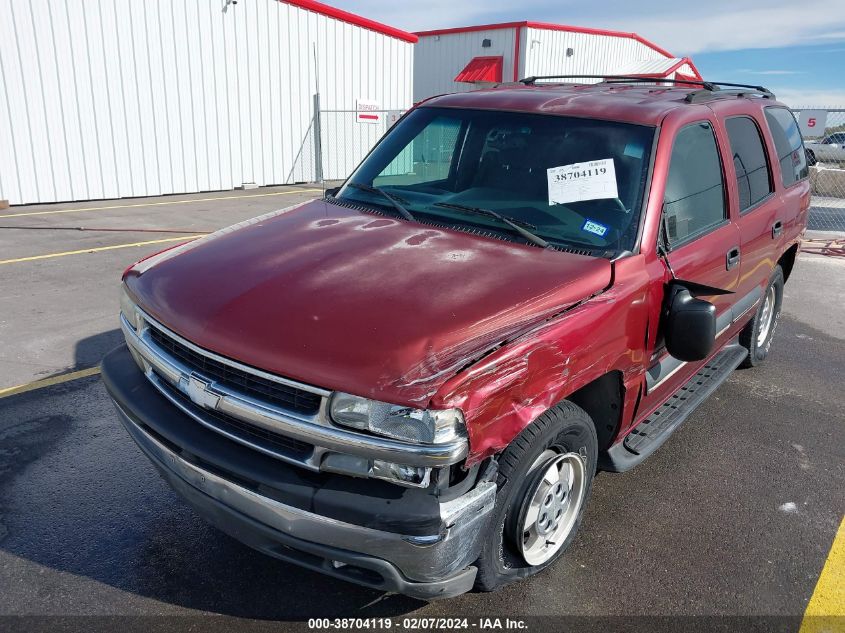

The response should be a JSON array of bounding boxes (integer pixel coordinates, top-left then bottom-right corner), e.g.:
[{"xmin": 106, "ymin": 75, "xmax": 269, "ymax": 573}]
[
  {"xmin": 414, "ymin": 26, "xmax": 673, "ymax": 101},
  {"xmin": 0, "ymin": 0, "xmax": 413, "ymax": 205},
  {"xmin": 413, "ymin": 27, "xmax": 518, "ymax": 101},
  {"xmin": 523, "ymin": 27, "xmax": 667, "ymax": 80}
]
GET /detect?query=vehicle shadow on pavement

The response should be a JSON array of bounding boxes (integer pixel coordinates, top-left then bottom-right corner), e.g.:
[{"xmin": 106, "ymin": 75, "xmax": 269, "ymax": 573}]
[
  {"xmin": 132, "ymin": 511, "xmax": 427, "ymax": 618},
  {"xmin": 0, "ymin": 330, "xmax": 425, "ymax": 620}
]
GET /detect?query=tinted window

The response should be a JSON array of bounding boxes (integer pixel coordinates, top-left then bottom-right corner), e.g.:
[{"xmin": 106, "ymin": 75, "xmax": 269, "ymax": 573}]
[
  {"xmin": 663, "ymin": 122, "xmax": 726, "ymax": 246},
  {"xmin": 764, "ymin": 107, "xmax": 808, "ymax": 187},
  {"xmin": 725, "ymin": 117, "xmax": 772, "ymax": 212},
  {"xmin": 344, "ymin": 107, "xmax": 656, "ymax": 254},
  {"xmin": 377, "ymin": 116, "xmax": 463, "ymax": 184}
]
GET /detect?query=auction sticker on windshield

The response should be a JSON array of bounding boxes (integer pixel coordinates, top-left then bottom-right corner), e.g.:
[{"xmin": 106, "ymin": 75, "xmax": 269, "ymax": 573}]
[{"xmin": 548, "ymin": 158, "xmax": 618, "ymax": 205}]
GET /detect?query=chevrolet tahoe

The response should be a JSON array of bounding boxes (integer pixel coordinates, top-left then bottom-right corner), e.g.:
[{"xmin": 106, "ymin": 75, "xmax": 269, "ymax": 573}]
[{"xmin": 102, "ymin": 77, "xmax": 810, "ymax": 599}]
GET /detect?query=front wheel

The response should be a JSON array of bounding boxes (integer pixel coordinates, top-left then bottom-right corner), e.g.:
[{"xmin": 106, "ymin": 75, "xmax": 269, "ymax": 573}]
[
  {"xmin": 474, "ymin": 401, "xmax": 597, "ymax": 592},
  {"xmin": 739, "ymin": 265, "xmax": 784, "ymax": 368},
  {"xmin": 806, "ymin": 149, "xmax": 817, "ymax": 166}
]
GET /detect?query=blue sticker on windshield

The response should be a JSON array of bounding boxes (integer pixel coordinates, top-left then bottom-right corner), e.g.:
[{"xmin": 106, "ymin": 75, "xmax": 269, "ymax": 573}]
[{"xmin": 582, "ymin": 219, "xmax": 609, "ymax": 237}]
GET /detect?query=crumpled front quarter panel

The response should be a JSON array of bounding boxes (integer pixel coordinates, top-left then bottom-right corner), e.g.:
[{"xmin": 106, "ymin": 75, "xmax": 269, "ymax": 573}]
[{"xmin": 431, "ymin": 255, "xmax": 659, "ymax": 465}]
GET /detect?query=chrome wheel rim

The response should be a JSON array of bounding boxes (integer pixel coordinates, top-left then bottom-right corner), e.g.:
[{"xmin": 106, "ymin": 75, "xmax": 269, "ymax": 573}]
[
  {"xmin": 756, "ymin": 285, "xmax": 777, "ymax": 348},
  {"xmin": 517, "ymin": 450, "xmax": 587, "ymax": 566}
]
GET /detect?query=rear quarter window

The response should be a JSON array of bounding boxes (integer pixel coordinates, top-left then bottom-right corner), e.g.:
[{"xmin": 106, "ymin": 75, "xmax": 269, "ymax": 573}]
[
  {"xmin": 725, "ymin": 116, "xmax": 773, "ymax": 212},
  {"xmin": 764, "ymin": 107, "xmax": 808, "ymax": 187}
]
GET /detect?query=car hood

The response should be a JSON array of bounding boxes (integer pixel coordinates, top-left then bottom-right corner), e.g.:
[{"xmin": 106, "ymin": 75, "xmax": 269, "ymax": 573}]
[{"xmin": 125, "ymin": 199, "xmax": 612, "ymax": 406}]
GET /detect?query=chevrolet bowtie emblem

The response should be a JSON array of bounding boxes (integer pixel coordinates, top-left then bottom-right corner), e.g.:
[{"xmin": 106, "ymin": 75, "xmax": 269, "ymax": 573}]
[{"xmin": 185, "ymin": 374, "xmax": 221, "ymax": 410}]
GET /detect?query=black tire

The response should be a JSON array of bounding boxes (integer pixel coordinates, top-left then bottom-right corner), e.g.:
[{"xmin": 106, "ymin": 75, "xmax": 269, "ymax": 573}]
[
  {"xmin": 739, "ymin": 265, "xmax": 784, "ymax": 368},
  {"xmin": 474, "ymin": 401, "xmax": 597, "ymax": 592},
  {"xmin": 806, "ymin": 149, "xmax": 816, "ymax": 166}
]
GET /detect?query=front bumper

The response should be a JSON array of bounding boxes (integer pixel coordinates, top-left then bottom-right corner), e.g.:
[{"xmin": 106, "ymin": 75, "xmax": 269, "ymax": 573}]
[{"xmin": 102, "ymin": 346, "xmax": 496, "ymax": 599}]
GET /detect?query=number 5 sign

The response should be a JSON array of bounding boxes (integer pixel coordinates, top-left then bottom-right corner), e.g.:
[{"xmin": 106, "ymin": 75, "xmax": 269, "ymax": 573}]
[{"xmin": 798, "ymin": 110, "xmax": 827, "ymax": 138}]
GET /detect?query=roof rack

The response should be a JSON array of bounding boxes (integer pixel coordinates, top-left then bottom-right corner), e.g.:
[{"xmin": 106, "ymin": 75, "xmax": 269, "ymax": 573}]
[{"xmin": 516, "ymin": 75, "xmax": 776, "ymax": 102}]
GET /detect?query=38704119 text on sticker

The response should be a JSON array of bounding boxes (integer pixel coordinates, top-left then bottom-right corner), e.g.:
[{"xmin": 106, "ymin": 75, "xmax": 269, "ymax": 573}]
[{"xmin": 547, "ymin": 158, "xmax": 618, "ymax": 206}]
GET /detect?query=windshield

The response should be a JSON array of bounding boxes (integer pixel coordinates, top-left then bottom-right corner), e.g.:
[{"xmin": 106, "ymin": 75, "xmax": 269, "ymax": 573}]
[{"xmin": 337, "ymin": 107, "xmax": 656, "ymax": 255}]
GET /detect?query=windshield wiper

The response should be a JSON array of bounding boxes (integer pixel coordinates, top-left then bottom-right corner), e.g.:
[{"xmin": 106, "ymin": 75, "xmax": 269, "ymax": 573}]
[
  {"xmin": 433, "ymin": 202, "xmax": 549, "ymax": 248},
  {"xmin": 345, "ymin": 183, "xmax": 415, "ymax": 221}
]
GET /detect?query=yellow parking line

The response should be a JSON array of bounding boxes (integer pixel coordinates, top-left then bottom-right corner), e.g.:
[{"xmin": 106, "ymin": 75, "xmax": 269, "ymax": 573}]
[
  {"xmin": 0, "ymin": 188, "xmax": 322, "ymax": 219},
  {"xmin": 800, "ymin": 516, "xmax": 845, "ymax": 633},
  {"xmin": 0, "ymin": 235, "xmax": 201, "ymax": 265},
  {"xmin": 0, "ymin": 366, "xmax": 101, "ymax": 399}
]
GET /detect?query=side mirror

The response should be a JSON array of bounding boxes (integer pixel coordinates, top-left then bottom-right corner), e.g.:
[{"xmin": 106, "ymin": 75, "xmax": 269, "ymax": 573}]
[
  {"xmin": 665, "ymin": 286, "xmax": 716, "ymax": 362},
  {"xmin": 324, "ymin": 186, "xmax": 341, "ymax": 198}
]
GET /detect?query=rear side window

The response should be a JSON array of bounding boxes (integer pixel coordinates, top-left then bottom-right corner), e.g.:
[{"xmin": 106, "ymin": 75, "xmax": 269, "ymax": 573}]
[
  {"xmin": 663, "ymin": 121, "xmax": 726, "ymax": 246},
  {"xmin": 764, "ymin": 107, "xmax": 808, "ymax": 187},
  {"xmin": 725, "ymin": 117, "xmax": 773, "ymax": 212}
]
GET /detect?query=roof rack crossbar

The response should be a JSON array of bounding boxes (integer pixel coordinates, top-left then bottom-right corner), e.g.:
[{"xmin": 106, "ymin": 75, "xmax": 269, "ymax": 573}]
[{"xmin": 516, "ymin": 75, "xmax": 775, "ymax": 101}]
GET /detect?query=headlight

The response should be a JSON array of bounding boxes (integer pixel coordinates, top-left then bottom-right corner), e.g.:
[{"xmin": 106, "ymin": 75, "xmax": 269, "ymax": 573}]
[
  {"xmin": 329, "ymin": 393, "xmax": 466, "ymax": 445},
  {"xmin": 119, "ymin": 286, "xmax": 146, "ymax": 371},
  {"xmin": 120, "ymin": 285, "xmax": 141, "ymax": 331}
]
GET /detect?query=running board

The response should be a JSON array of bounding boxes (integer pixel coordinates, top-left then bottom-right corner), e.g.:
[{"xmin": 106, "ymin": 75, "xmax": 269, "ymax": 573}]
[{"xmin": 599, "ymin": 344, "xmax": 748, "ymax": 473}]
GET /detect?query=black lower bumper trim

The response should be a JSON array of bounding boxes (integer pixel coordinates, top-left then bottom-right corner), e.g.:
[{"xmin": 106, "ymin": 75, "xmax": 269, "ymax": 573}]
[{"xmin": 146, "ymin": 438, "xmax": 477, "ymax": 600}]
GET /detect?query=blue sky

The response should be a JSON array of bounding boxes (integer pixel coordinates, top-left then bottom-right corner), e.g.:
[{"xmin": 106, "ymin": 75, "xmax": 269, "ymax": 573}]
[
  {"xmin": 694, "ymin": 45, "xmax": 845, "ymax": 107},
  {"xmin": 338, "ymin": 0, "xmax": 845, "ymax": 106}
]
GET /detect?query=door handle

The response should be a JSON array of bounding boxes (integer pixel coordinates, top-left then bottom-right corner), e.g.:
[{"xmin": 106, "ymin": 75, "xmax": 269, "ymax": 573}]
[
  {"xmin": 772, "ymin": 221, "xmax": 783, "ymax": 238},
  {"xmin": 726, "ymin": 247, "xmax": 740, "ymax": 270}
]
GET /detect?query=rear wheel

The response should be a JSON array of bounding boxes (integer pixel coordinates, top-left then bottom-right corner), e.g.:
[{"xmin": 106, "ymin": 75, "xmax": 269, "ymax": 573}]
[
  {"xmin": 739, "ymin": 265, "xmax": 784, "ymax": 368},
  {"xmin": 474, "ymin": 401, "xmax": 597, "ymax": 592}
]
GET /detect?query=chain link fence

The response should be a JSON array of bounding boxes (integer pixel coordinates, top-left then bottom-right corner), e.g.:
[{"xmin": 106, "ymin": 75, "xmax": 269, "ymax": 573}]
[
  {"xmin": 791, "ymin": 108, "xmax": 845, "ymax": 233},
  {"xmin": 316, "ymin": 109, "xmax": 405, "ymax": 182}
]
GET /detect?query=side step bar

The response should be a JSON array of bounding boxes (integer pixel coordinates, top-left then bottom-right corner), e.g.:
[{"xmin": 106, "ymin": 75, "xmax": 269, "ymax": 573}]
[{"xmin": 600, "ymin": 343, "xmax": 748, "ymax": 473}]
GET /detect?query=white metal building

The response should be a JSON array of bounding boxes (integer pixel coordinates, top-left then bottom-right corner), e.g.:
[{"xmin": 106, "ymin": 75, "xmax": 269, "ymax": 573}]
[
  {"xmin": 414, "ymin": 21, "xmax": 701, "ymax": 102},
  {"xmin": 0, "ymin": 0, "xmax": 416, "ymax": 205}
]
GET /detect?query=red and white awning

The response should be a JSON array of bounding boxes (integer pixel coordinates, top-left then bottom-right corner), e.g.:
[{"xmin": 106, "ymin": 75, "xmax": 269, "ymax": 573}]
[{"xmin": 454, "ymin": 56, "xmax": 504, "ymax": 83}]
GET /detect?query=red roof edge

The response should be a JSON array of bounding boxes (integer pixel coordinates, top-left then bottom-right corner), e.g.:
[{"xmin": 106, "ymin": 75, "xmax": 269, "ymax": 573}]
[
  {"xmin": 415, "ymin": 20, "xmax": 674, "ymax": 59},
  {"xmin": 662, "ymin": 57, "xmax": 690, "ymax": 76},
  {"xmin": 283, "ymin": 0, "xmax": 418, "ymax": 43},
  {"xmin": 631, "ymin": 58, "xmax": 692, "ymax": 79},
  {"xmin": 680, "ymin": 58, "xmax": 704, "ymax": 81},
  {"xmin": 415, "ymin": 21, "xmax": 528, "ymax": 37}
]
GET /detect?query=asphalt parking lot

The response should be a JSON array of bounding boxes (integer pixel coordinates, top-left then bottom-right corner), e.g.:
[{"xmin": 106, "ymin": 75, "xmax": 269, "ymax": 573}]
[{"xmin": 0, "ymin": 186, "xmax": 843, "ymax": 632}]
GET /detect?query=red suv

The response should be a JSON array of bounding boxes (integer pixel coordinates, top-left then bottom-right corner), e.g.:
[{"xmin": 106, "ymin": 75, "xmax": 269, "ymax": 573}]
[{"xmin": 102, "ymin": 78, "xmax": 809, "ymax": 599}]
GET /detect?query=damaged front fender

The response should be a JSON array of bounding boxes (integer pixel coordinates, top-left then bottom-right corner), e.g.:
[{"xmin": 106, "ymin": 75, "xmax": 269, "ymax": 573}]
[{"xmin": 430, "ymin": 254, "xmax": 658, "ymax": 466}]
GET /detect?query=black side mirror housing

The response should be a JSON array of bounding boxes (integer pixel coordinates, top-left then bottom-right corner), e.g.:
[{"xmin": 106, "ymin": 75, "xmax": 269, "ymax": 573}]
[
  {"xmin": 665, "ymin": 286, "xmax": 716, "ymax": 362},
  {"xmin": 324, "ymin": 186, "xmax": 341, "ymax": 198}
]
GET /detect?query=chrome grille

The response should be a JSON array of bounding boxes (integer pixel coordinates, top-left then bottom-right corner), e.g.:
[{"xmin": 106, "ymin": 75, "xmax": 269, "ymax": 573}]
[
  {"xmin": 156, "ymin": 375, "xmax": 312, "ymax": 457},
  {"xmin": 148, "ymin": 325, "xmax": 321, "ymax": 415},
  {"xmin": 120, "ymin": 307, "xmax": 469, "ymax": 471}
]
